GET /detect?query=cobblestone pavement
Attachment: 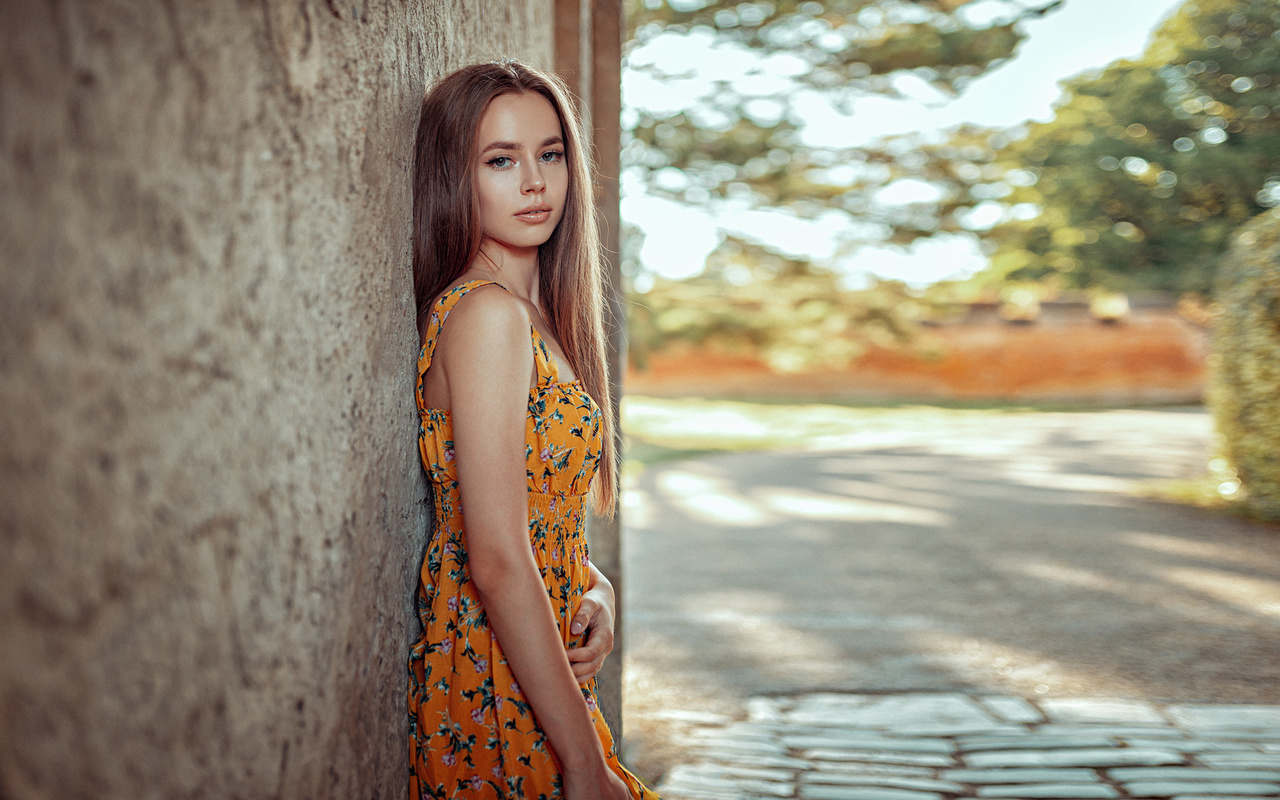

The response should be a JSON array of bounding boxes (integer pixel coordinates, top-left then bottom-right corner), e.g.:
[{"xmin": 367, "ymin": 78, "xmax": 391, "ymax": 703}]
[{"xmin": 653, "ymin": 693, "xmax": 1280, "ymax": 800}]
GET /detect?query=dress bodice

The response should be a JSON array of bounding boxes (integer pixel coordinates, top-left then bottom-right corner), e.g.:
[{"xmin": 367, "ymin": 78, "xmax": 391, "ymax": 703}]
[{"xmin": 414, "ymin": 280, "xmax": 602, "ymax": 498}]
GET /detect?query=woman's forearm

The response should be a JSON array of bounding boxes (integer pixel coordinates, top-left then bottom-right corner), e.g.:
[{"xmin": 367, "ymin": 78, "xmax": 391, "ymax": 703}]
[{"xmin": 471, "ymin": 554, "xmax": 609, "ymax": 774}]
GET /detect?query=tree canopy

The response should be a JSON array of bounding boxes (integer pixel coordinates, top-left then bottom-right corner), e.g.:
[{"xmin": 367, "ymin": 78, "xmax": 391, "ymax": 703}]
[
  {"xmin": 976, "ymin": 0, "xmax": 1280, "ymax": 294},
  {"xmin": 624, "ymin": 0, "xmax": 1063, "ymax": 251},
  {"xmin": 625, "ymin": 0, "xmax": 1280, "ymax": 297}
]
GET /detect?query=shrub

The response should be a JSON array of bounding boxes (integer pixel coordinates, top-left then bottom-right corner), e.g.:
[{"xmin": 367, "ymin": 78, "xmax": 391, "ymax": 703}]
[{"xmin": 1210, "ymin": 210, "xmax": 1280, "ymax": 521}]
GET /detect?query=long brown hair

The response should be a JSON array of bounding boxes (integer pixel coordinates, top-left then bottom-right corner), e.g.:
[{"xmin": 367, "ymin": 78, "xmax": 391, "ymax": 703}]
[{"xmin": 412, "ymin": 59, "xmax": 617, "ymax": 516}]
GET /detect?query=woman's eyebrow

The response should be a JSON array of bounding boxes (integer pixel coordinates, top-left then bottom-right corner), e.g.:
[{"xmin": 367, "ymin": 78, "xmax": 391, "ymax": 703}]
[{"xmin": 480, "ymin": 136, "xmax": 564, "ymax": 155}]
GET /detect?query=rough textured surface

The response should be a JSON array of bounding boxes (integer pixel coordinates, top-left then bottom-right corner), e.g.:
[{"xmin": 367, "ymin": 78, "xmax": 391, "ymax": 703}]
[
  {"xmin": 0, "ymin": 3, "xmax": 551, "ymax": 798},
  {"xmin": 1211, "ymin": 209, "xmax": 1280, "ymax": 520}
]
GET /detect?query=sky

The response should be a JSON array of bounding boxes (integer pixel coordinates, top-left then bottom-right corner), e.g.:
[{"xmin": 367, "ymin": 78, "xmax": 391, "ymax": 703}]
[{"xmin": 621, "ymin": 0, "xmax": 1189, "ymax": 288}]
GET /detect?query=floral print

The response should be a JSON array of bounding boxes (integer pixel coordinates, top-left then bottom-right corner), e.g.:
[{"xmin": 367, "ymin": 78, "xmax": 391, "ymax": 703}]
[{"xmin": 409, "ymin": 281, "xmax": 658, "ymax": 800}]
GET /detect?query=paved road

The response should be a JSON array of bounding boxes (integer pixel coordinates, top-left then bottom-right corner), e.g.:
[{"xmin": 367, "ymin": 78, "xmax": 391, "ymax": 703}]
[
  {"xmin": 617, "ymin": 407, "xmax": 1280, "ymax": 798},
  {"xmin": 655, "ymin": 693, "xmax": 1280, "ymax": 800}
]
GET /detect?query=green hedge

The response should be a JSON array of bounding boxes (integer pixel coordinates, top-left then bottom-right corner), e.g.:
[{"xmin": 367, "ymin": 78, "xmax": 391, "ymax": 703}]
[{"xmin": 1211, "ymin": 210, "xmax": 1280, "ymax": 521}]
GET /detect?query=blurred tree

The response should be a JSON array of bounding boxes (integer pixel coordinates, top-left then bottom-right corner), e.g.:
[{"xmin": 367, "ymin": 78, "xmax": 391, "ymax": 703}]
[
  {"xmin": 625, "ymin": 0, "xmax": 1064, "ymax": 248},
  {"xmin": 624, "ymin": 0, "xmax": 1061, "ymax": 361},
  {"xmin": 972, "ymin": 0, "xmax": 1280, "ymax": 294},
  {"xmin": 1210, "ymin": 210, "xmax": 1280, "ymax": 520},
  {"xmin": 627, "ymin": 0, "xmax": 1280, "ymax": 295},
  {"xmin": 628, "ymin": 236, "xmax": 938, "ymax": 370}
]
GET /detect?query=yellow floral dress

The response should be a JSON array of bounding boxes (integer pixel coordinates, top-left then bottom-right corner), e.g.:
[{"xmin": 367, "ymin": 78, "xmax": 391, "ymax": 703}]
[{"xmin": 409, "ymin": 280, "xmax": 658, "ymax": 800}]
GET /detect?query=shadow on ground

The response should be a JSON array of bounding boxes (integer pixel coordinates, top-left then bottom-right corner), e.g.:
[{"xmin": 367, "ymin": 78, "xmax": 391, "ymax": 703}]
[{"xmin": 619, "ymin": 407, "xmax": 1280, "ymax": 779}]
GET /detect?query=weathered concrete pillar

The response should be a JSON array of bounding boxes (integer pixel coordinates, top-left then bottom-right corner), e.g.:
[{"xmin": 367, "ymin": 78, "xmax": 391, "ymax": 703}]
[
  {"xmin": 586, "ymin": 0, "xmax": 629, "ymax": 743},
  {"xmin": 554, "ymin": 0, "xmax": 628, "ymax": 741},
  {"xmin": 0, "ymin": 3, "xmax": 552, "ymax": 798}
]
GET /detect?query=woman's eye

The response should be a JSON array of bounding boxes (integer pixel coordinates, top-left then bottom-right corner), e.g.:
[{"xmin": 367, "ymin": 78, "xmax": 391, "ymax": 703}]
[
  {"xmin": 487, "ymin": 156, "xmax": 514, "ymax": 169},
  {"xmin": 541, "ymin": 150, "xmax": 564, "ymax": 163}
]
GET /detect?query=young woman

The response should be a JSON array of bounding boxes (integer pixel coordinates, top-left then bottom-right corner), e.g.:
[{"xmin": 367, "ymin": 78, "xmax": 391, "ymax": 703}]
[{"xmin": 407, "ymin": 60, "xmax": 659, "ymax": 800}]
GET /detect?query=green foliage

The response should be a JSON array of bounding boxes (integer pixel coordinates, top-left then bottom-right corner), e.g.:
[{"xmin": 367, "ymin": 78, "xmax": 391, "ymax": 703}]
[
  {"xmin": 1210, "ymin": 209, "xmax": 1280, "ymax": 521},
  {"xmin": 628, "ymin": 238, "xmax": 935, "ymax": 371},
  {"xmin": 623, "ymin": 0, "xmax": 1054, "ymax": 366},
  {"xmin": 628, "ymin": 0, "xmax": 1280, "ymax": 298},
  {"xmin": 626, "ymin": 0, "xmax": 1057, "ymax": 221},
  {"xmin": 630, "ymin": 0, "xmax": 1035, "ymax": 83},
  {"xmin": 978, "ymin": 0, "xmax": 1280, "ymax": 294}
]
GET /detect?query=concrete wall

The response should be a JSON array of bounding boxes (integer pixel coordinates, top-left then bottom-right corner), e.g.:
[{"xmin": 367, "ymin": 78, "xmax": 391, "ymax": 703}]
[{"xmin": 0, "ymin": 3, "xmax": 552, "ymax": 798}]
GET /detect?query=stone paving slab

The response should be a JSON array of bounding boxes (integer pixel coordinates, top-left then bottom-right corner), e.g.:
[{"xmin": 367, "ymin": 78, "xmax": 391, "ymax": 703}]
[
  {"xmin": 886, "ymin": 725, "xmax": 1028, "ymax": 738},
  {"xmin": 1121, "ymin": 740, "xmax": 1265, "ymax": 753},
  {"xmin": 802, "ymin": 773, "xmax": 965, "ymax": 793},
  {"xmin": 655, "ymin": 694, "xmax": 1280, "ymax": 800},
  {"xmin": 785, "ymin": 695, "xmax": 999, "ymax": 730},
  {"xmin": 692, "ymin": 752, "xmax": 813, "ymax": 771},
  {"xmin": 1040, "ymin": 698, "xmax": 1168, "ymax": 725},
  {"xmin": 943, "ymin": 768, "xmax": 1102, "ymax": 784},
  {"xmin": 957, "ymin": 735, "xmax": 1116, "ymax": 752},
  {"xmin": 804, "ymin": 749, "xmax": 957, "ymax": 767},
  {"xmin": 1123, "ymin": 782, "xmax": 1280, "ymax": 797},
  {"xmin": 782, "ymin": 735, "xmax": 956, "ymax": 754},
  {"xmin": 1037, "ymin": 725, "xmax": 1190, "ymax": 738},
  {"xmin": 799, "ymin": 786, "xmax": 945, "ymax": 800},
  {"xmin": 815, "ymin": 763, "xmax": 937, "ymax": 778},
  {"xmin": 976, "ymin": 697, "xmax": 1044, "ymax": 725},
  {"xmin": 691, "ymin": 735, "xmax": 788, "ymax": 753},
  {"xmin": 1174, "ymin": 796, "xmax": 1280, "ymax": 800},
  {"xmin": 963, "ymin": 747, "xmax": 1185, "ymax": 769},
  {"xmin": 975, "ymin": 784, "xmax": 1121, "ymax": 798},
  {"xmin": 1199, "ymin": 755, "xmax": 1280, "ymax": 769},
  {"xmin": 1168, "ymin": 707, "xmax": 1280, "ymax": 731},
  {"xmin": 1109, "ymin": 768, "xmax": 1280, "ymax": 782}
]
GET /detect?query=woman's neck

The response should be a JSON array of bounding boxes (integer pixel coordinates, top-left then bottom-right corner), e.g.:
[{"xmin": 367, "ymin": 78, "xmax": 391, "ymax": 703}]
[{"xmin": 475, "ymin": 238, "xmax": 540, "ymax": 305}]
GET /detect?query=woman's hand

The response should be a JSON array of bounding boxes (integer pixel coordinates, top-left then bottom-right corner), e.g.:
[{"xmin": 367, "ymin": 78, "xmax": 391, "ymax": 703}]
[
  {"xmin": 567, "ymin": 566, "xmax": 615, "ymax": 682},
  {"xmin": 563, "ymin": 762, "xmax": 631, "ymax": 800}
]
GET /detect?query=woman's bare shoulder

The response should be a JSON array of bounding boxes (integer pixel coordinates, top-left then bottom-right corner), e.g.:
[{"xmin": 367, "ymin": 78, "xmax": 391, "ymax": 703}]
[{"xmin": 437, "ymin": 283, "xmax": 531, "ymax": 363}]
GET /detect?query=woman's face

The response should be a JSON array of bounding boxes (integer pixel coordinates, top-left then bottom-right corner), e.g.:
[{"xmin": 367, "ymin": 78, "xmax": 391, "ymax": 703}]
[{"xmin": 473, "ymin": 92, "xmax": 568, "ymax": 253}]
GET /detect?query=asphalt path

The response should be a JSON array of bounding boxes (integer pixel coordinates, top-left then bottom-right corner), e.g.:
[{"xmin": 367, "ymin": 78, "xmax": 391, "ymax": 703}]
[{"xmin": 619, "ymin": 407, "xmax": 1280, "ymax": 775}]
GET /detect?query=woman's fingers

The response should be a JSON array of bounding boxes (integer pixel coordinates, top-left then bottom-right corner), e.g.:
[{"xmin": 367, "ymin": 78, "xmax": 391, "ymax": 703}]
[
  {"xmin": 566, "ymin": 622, "xmax": 610, "ymax": 680},
  {"xmin": 566, "ymin": 644, "xmax": 602, "ymax": 682},
  {"xmin": 570, "ymin": 594, "xmax": 598, "ymax": 637},
  {"xmin": 566, "ymin": 593, "xmax": 614, "ymax": 681},
  {"xmin": 572, "ymin": 584, "xmax": 615, "ymax": 648}
]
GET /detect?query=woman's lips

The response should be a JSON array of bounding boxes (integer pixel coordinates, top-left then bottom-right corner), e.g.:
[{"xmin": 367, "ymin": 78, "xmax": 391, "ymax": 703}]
[{"xmin": 515, "ymin": 206, "xmax": 552, "ymax": 223}]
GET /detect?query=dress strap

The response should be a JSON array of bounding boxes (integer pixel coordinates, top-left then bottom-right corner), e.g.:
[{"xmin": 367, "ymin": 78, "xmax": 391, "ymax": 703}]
[
  {"xmin": 530, "ymin": 327, "xmax": 560, "ymax": 388},
  {"xmin": 415, "ymin": 280, "xmax": 498, "ymax": 412},
  {"xmin": 415, "ymin": 279, "xmax": 558, "ymax": 411}
]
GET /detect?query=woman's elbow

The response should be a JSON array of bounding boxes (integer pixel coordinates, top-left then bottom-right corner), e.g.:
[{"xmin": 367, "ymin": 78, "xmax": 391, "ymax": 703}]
[{"xmin": 468, "ymin": 546, "xmax": 526, "ymax": 598}]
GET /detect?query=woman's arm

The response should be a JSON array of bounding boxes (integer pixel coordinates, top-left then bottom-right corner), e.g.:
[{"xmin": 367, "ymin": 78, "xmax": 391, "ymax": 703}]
[
  {"xmin": 439, "ymin": 288, "xmax": 627, "ymax": 798},
  {"xmin": 567, "ymin": 562, "xmax": 615, "ymax": 682}
]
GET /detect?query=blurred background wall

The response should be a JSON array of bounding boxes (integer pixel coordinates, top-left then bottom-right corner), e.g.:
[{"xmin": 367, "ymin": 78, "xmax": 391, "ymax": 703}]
[
  {"xmin": 628, "ymin": 297, "xmax": 1210, "ymax": 403},
  {"xmin": 0, "ymin": 3, "xmax": 559, "ymax": 798}
]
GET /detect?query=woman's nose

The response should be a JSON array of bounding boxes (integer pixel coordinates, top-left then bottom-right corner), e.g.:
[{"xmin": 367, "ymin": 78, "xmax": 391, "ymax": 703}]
[{"xmin": 523, "ymin": 163, "xmax": 545, "ymax": 193}]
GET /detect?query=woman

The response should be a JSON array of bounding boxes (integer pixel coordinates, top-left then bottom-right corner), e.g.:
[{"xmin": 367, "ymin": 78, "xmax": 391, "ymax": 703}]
[{"xmin": 408, "ymin": 60, "xmax": 659, "ymax": 800}]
